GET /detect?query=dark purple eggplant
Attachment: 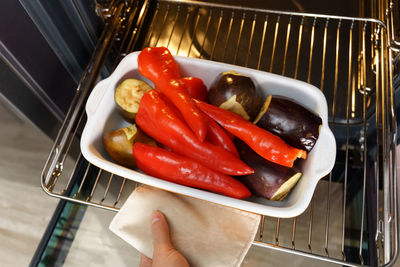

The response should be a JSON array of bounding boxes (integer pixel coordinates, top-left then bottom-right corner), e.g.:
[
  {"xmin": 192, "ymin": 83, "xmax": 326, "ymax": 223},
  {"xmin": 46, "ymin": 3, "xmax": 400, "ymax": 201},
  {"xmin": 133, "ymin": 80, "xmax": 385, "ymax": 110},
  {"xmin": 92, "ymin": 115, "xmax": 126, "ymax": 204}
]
[
  {"xmin": 234, "ymin": 139, "xmax": 302, "ymax": 201},
  {"xmin": 253, "ymin": 95, "xmax": 322, "ymax": 152},
  {"xmin": 208, "ymin": 71, "xmax": 262, "ymax": 121}
]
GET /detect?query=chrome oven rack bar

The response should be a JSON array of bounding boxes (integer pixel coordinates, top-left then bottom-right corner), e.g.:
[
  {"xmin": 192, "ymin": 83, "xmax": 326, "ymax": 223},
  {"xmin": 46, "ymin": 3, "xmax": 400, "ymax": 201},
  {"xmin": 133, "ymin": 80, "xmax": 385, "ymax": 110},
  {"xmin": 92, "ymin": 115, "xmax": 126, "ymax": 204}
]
[{"xmin": 41, "ymin": 0, "xmax": 398, "ymax": 266}]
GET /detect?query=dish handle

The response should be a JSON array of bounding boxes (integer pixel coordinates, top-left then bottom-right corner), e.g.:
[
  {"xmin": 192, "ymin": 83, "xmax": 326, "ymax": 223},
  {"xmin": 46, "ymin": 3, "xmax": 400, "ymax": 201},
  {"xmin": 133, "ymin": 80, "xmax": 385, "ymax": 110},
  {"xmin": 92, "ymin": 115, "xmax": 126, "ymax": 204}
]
[
  {"xmin": 86, "ymin": 78, "xmax": 110, "ymax": 118},
  {"xmin": 314, "ymin": 126, "xmax": 337, "ymax": 177}
]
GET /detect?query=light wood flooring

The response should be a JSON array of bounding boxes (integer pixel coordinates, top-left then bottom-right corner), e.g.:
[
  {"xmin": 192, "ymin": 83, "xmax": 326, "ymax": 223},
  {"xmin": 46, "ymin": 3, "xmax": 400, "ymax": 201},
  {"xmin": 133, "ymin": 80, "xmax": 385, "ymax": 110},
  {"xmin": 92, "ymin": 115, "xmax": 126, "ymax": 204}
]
[{"xmin": 0, "ymin": 101, "xmax": 58, "ymax": 267}]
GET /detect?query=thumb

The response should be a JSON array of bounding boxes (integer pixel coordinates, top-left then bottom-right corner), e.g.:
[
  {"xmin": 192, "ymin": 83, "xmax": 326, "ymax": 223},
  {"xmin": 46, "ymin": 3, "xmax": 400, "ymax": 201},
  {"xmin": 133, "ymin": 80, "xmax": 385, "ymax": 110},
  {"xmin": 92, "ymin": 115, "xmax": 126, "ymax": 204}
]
[{"xmin": 151, "ymin": 211, "xmax": 174, "ymax": 252}]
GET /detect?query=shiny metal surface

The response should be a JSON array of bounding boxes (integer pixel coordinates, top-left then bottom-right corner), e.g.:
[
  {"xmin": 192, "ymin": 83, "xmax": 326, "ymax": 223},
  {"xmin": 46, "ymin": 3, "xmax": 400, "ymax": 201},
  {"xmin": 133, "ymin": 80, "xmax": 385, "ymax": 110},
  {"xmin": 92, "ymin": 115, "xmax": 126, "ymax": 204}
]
[{"xmin": 41, "ymin": 0, "xmax": 398, "ymax": 266}]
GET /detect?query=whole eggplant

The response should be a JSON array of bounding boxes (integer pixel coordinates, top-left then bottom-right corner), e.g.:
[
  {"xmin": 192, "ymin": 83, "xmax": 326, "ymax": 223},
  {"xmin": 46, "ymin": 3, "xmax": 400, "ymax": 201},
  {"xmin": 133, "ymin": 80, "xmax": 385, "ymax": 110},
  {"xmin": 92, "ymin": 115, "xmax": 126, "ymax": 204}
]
[
  {"xmin": 234, "ymin": 139, "xmax": 302, "ymax": 201},
  {"xmin": 254, "ymin": 95, "xmax": 322, "ymax": 152},
  {"xmin": 208, "ymin": 71, "xmax": 262, "ymax": 121}
]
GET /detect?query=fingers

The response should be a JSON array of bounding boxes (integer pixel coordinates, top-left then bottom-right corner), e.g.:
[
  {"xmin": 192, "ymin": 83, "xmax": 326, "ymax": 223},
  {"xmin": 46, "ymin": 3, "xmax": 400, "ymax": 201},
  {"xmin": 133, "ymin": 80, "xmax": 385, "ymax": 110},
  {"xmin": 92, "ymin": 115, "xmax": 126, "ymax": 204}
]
[
  {"xmin": 139, "ymin": 254, "xmax": 152, "ymax": 267},
  {"xmin": 150, "ymin": 211, "xmax": 190, "ymax": 267},
  {"xmin": 151, "ymin": 211, "xmax": 173, "ymax": 252}
]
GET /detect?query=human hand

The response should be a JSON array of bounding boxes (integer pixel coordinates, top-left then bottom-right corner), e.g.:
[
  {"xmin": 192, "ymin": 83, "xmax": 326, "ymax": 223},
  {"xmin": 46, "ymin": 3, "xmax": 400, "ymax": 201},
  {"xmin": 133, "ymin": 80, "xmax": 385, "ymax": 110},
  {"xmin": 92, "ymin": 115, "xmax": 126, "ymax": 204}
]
[{"xmin": 139, "ymin": 211, "xmax": 189, "ymax": 267}]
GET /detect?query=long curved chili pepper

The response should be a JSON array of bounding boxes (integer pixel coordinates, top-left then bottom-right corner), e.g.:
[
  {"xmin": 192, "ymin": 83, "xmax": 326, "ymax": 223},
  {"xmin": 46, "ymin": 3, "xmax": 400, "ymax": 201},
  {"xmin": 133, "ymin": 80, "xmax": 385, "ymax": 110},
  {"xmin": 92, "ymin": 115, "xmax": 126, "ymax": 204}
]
[
  {"xmin": 133, "ymin": 142, "xmax": 251, "ymax": 199},
  {"xmin": 138, "ymin": 47, "xmax": 207, "ymax": 142},
  {"xmin": 137, "ymin": 47, "xmax": 180, "ymax": 80},
  {"xmin": 180, "ymin": 76, "xmax": 208, "ymax": 102},
  {"xmin": 201, "ymin": 110, "xmax": 239, "ymax": 157},
  {"xmin": 136, "ymin": 90, "xmax": 254, "ymax": 175},
  {"xmin": 195, "ymin": 100, "xmax": 307, "ymax": 168},
  {"xmin": 160, "ymin": 91, "xmax": 238, "ymax": 157}
]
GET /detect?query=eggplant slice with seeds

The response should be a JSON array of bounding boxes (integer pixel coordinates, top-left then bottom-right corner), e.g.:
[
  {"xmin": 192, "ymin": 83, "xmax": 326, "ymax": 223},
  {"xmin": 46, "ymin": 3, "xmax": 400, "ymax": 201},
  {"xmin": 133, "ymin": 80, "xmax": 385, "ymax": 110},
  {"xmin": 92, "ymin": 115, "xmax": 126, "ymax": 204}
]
[
  {"xmin": 234, "ymin": 139, "xmax": 302, "ymax": 201},
  {"xmin": 208, "ymin": 71, "xmax": 262, "ymax": 121},
  {"xmin": 254, "ymin": 95, "xmax": 322, "ymax": 152},
  {"xmin": 114, "ymin": 79, "xmax": 152, "ymax": 121}
]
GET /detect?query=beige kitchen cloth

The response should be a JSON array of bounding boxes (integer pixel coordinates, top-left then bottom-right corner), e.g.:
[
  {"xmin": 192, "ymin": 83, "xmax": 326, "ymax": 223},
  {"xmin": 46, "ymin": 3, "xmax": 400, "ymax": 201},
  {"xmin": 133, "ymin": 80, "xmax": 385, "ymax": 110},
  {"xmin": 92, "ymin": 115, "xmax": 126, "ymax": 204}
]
[{"xmin": 109, "ymin": 185, "xmax": 261, "ymax": 267}]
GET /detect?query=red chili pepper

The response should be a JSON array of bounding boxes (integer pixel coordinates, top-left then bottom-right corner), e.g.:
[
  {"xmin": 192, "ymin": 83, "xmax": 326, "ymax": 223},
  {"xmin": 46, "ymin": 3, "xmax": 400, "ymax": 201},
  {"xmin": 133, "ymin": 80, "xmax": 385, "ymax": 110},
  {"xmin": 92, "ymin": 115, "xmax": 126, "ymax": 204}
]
[
  {"xmin": 201, "ymin": 110, "xmax": 239, "ymax": 157},
  {"xmin": 159, "ymin": 90, "xmax": 238, "ymax": 157},
  {"xmin": 138, "ymin": 47, "xmax": 207, "ymax": 142},
  {"xmin": 133, "ymin": 142, "xmax": 251, "ymax": 199},
  {"xmin": 136, "ymin": 90, "xmax": 254, "ymax": 175},
  {"xmin": 158, "ymin": 92, "xmax": 184, "ymax": 121},
  {"xmin": 180, "ymin": 77, "xmax": 208, "ymax": 102},
  {"xmin": 138, "ymin": 47, "xmax": 180, "ymax": 80},
  {"xmin": 195, "ymin": 100, "xmax": 307, "ymax": 168}
]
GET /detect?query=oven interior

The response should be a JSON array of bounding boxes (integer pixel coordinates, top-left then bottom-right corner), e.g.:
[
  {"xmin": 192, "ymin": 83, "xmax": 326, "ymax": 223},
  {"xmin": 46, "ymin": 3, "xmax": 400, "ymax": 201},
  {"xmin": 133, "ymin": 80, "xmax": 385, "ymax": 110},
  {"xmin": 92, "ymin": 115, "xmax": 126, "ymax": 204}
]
[{"xmin": 40, "ymin": 0, "xmax": 400, "ymax": 266}]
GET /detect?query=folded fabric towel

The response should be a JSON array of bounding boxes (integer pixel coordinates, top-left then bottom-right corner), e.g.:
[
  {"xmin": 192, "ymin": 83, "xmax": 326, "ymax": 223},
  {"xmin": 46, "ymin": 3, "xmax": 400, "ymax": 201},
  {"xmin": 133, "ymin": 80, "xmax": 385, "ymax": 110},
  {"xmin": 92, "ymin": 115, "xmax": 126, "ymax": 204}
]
[{"xmin": 109, "ymin": 185, "xmax": 261, "ymax": 267}]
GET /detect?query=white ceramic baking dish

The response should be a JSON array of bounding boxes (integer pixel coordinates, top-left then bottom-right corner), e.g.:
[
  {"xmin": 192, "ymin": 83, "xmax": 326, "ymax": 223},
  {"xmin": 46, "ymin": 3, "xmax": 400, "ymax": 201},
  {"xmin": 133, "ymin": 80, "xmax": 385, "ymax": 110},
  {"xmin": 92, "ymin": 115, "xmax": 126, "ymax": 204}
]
[{"xmin": 81, "ymin": 51, "xmax": 336, "ymax": 218}]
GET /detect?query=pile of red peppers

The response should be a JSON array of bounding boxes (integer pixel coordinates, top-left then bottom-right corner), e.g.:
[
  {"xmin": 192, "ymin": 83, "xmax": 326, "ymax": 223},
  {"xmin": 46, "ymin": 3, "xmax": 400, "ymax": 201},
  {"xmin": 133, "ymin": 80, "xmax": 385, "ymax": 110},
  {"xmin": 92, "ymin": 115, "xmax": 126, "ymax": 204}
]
[{"xmin": 132, "ymin": 47, "xmax": 306, "ymax": 199}]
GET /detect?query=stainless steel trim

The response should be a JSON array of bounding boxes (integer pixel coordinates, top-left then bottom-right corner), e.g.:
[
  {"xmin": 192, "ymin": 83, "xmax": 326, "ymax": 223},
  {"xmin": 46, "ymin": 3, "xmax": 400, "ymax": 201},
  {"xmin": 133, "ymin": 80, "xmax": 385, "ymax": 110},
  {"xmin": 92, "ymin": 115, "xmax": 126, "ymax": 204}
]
[
  {"xmin": 159, "ymin": 0, "xmax": 387, "ymax": 28},
  {"xmin": 41, "ymin": 2, "xmax": 125, "ymax": 188},
  {"xmin": 209, "ymin": 10, "xmax": 222, "ymax": 60},
  {"xmin": 269, "ymin": 15, "xmax": 280, "ymax": 73},
  {"xmin": 358, "ymin": 22, "xmax": 368, "ymax": 265},
  {"xmin": 252, "ymin": 241, "xmax": 367, "ymax": 267}
]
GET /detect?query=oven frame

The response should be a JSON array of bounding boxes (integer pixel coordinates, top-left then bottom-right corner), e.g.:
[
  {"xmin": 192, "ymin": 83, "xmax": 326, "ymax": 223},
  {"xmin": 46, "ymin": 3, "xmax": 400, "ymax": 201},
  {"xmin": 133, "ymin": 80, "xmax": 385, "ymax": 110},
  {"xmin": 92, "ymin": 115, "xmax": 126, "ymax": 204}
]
[{"xmin": 39, "ymin": 0, "xmax": 400, "ymax": 266}]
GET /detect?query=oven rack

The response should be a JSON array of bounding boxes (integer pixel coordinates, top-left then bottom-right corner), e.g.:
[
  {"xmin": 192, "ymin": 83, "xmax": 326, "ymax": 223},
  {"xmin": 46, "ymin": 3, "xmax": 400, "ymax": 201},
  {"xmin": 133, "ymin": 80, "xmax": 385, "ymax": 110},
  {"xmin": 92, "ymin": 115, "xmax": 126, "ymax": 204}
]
[{"xmin": 41, "ymin": 0, "xmax": 398, "ymax": 266}]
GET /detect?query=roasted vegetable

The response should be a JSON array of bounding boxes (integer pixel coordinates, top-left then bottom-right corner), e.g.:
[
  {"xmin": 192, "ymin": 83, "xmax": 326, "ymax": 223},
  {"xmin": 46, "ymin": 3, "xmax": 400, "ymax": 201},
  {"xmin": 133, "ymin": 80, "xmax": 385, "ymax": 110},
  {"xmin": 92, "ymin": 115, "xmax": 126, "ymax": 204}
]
[
  {"xmin": 138, "ymin": 46, "xmax": 180, "ymax": 81},
  {"xmin": 133, "ymin": 142, "xmax": 251, "ymax": 199},
  {"xmin": 254, "ymin": 95, "xmax": 322, "ymax": 152},
  {"xmin": 201, "ymin": 110, "xmax": 239, "ymax": 157},
  {"xmin": 103, "ymin": 124, "xmax": 156, "ymax": 168},
  {"xmin": 138, "ymin": 47, "xmax": 208, "ymax": 142},
  {"xmin": 208, "ymin": 71, "xmax": 262, "ymax": 121},
  {"xmin": 195, "ymin": 99, "xmax": 307, "ymax": 168},
  {"xmin": 234, "ymin": 139, "xmax": 302, "ymax": 201},
  {"xmin": 114, "ymin": 79, "xmax": 152, "ymax": 121},
  {"xmin": 136, "ymin": 90, "xmax": 254, "ymax": 176},
  {"xmin": 181, "ymin": 77, "xmax": 208, "ymax": 102}
]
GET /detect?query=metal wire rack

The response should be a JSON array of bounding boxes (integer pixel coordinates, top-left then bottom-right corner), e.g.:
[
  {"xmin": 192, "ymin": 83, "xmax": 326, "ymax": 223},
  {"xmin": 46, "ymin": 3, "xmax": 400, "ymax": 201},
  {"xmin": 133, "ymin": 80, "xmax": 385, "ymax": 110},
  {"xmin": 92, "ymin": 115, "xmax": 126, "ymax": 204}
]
[{"xmin": 41, "ymin": 0, "xmax": 399, "ymax": 266}]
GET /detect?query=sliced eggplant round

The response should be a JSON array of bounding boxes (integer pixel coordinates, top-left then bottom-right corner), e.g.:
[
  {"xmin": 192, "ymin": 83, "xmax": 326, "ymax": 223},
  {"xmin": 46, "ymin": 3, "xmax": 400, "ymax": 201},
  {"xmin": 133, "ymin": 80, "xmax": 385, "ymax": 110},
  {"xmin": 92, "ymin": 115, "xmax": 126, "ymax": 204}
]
[
  {"xmin": 254, "ymin": 95, "xmax": 322, "ymax": 152},
  {"xmin": 208, "ymin": 71, "xmax": 262, "ymax": 121},
  {"xmin": 103, "ymin": 124, "xmax": 157, "ymax": 169},
  {"xmin": 114, "ymin": 79, "xmax": 152, "ymax": 121},
  {"xmin": 234, "ymin": 139, "xmax": 302, "ymax": 201}
]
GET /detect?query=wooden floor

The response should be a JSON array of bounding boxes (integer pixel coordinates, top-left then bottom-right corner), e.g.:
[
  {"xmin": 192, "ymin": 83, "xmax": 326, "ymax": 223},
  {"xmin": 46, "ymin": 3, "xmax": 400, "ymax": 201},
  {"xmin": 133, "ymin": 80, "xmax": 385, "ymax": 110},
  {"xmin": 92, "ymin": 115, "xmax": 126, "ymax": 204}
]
[
  {"xmin": 0, "ymin": 99, "xmax": 398, "ymax": 267},
  {"xmin": 0, "ymin": 102, "xmax": 58, "ymax": 267}
]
